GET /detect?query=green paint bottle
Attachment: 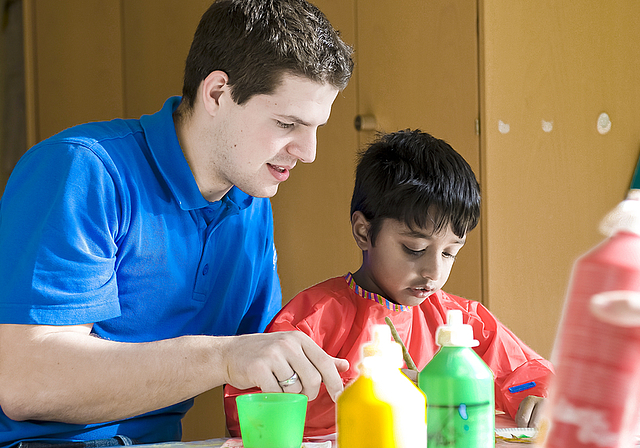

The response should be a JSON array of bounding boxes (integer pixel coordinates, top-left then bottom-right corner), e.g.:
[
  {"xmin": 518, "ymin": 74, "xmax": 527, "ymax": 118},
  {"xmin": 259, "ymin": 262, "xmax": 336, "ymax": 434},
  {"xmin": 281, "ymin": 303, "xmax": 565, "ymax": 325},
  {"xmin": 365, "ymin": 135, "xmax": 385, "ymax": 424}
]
[{"xmin": 418, "ymin": 310, "xmax": 495, "ymax": 447}]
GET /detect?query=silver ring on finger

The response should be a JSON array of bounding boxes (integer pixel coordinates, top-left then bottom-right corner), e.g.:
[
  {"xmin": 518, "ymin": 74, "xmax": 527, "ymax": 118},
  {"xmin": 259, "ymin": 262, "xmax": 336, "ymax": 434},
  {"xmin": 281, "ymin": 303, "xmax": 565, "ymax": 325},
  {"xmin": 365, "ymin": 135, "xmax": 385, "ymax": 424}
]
[{"xmin": 278, "ymin": 372, "xmax": 299, "ymax": 387}]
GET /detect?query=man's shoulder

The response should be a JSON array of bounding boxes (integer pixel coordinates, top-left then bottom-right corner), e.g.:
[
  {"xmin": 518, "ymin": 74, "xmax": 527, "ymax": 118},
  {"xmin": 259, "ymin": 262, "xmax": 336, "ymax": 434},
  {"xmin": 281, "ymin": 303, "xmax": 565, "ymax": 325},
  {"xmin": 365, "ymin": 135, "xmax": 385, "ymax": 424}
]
[
  {"xmin": 28, "ymin": 118, "xmax": 145, "ymax": 171},
  {"xmin": 52, "ymin": 118, "xmax": 142, "ymax": 146}
]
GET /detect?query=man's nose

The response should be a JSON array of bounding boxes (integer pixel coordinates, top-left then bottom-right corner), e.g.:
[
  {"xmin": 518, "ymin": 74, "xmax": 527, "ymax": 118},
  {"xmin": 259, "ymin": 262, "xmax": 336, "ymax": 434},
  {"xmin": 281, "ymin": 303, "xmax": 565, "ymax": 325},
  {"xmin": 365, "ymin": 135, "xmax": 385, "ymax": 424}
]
[{"xmin": 288, "ymin": 130, "xmax": 317, "ymax": 164}]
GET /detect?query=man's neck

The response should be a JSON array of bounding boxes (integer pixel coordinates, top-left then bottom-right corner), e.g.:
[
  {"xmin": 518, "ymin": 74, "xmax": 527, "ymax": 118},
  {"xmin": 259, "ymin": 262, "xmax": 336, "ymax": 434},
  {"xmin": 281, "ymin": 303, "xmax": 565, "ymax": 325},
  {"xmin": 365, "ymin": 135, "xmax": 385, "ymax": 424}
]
[{"xmin": 173, "ymin": 106, "xmax": 230, "ymax": 203}]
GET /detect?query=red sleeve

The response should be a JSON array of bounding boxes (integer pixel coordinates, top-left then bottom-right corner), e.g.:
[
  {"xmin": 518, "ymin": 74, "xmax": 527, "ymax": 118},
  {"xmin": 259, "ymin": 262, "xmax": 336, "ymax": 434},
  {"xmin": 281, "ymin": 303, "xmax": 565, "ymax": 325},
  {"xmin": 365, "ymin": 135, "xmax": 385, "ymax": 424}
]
[{"xmin": 464, "ymin": 299, "xmax": 555, "ymax": 418}]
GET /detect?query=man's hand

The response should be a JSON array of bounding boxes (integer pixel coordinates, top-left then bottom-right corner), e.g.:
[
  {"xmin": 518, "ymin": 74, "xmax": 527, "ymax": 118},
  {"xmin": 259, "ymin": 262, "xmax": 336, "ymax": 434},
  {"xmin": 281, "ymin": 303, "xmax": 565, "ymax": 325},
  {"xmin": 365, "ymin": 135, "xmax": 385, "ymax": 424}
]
[
  {"xmin": 221, "ymin": 331, "xmax": 349, "ymax": 402},
  {"xmin": 515, "ymin": 395, "xmax": 546, "ymax": 428}
]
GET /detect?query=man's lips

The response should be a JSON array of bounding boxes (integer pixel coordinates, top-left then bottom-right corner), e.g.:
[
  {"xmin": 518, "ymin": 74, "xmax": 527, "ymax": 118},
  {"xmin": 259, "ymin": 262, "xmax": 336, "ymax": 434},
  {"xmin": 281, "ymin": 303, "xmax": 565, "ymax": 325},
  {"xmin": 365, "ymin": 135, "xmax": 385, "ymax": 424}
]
[{"xmin": 267, "ymin": 163, "xmax": 293, "ymax": 182}]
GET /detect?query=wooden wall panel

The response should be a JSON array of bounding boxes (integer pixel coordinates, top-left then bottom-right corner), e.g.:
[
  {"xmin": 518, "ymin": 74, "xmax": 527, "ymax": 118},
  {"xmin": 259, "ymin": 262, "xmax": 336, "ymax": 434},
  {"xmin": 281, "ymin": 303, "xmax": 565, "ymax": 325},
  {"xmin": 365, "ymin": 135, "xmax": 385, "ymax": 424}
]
[
  {"xmin": 1, "ymin": 0, "xmax": 26, "ymax": 194},
  {"xmin": 121, "ymin": 1, "xmax": 212, "ymax": 118},
  {"xmin": 27, "ymin": 0, "xmax": 124, "ymax": 143},
  {"xmin": 181, "ymin": 387, "xmax": 226, "ymax": 441},
  {"xmin": 480, "ymin": 0, "xmax": 640, "ymax": 358}
]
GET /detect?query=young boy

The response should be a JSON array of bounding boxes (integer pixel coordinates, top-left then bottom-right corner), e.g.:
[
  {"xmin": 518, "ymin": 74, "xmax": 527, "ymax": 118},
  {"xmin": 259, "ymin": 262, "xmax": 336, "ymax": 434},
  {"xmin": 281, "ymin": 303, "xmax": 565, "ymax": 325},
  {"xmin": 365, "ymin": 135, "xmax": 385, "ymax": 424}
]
[{"xmin": 225, "ymin": 129, "xmax": 553, "ymax": 437}]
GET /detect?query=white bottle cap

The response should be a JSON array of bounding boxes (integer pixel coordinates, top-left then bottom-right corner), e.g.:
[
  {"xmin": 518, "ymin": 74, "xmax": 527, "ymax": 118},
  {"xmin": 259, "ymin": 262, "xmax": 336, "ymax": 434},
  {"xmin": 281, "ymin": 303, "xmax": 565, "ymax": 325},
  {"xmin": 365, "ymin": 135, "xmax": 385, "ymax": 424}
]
[
  {"xmin": 599, "ymin": 189, "xmax": 640, "ymax": 237},
  {"xmin": 436, "ymin": 310, "xmax": 479, "ymax": 347},
  {"xmin": 362, "ymin": 324, "xmax": 403, "ymax": 367}
]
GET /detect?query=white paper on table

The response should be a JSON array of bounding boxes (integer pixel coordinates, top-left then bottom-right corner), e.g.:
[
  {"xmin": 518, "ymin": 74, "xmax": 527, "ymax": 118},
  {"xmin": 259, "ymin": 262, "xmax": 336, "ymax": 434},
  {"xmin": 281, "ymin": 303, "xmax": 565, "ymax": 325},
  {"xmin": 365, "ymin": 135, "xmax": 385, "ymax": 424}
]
[{"xmin": 495, "ymin": 427, "xmax": 537, "ymax": 439}]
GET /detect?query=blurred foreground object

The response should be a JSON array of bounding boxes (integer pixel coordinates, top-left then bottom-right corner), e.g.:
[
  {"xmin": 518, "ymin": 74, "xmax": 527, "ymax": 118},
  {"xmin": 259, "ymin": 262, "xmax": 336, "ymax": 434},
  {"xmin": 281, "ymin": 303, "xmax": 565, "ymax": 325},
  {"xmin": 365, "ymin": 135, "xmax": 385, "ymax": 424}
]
[{"xmin": 541, "ymin": 189, "xmax": 640, "ymax": 448}]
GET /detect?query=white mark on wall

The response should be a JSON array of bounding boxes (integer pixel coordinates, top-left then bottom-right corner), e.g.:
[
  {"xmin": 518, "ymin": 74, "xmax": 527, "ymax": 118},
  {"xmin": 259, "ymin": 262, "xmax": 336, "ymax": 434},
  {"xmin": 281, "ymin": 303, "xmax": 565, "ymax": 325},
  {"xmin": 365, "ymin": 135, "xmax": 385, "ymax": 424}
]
[
  {"xmin": 542, "ymin": 120, "xmax": 553, "ymax": 133},
  {"xmin": 498, "ymin": 120, "xmax": 510, "ymax": 134},
  {"xmin": 597, "ymin": 113, "xmax": 611, "ymax": 135}
]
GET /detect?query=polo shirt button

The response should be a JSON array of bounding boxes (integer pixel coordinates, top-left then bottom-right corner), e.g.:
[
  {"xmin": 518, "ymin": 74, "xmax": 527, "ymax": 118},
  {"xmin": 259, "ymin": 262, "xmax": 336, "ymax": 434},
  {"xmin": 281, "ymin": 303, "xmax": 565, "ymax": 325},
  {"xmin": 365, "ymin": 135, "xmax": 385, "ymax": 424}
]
[{"xmin": 202, "ymin": 264, "xmax": 209, "ymax": 275}]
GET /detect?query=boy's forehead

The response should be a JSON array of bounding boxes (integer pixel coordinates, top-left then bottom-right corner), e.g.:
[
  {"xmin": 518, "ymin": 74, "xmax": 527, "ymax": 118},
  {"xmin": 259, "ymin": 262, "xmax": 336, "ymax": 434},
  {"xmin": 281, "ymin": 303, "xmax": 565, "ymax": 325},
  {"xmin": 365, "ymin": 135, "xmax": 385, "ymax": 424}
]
[{"xmin": 385, "ymin": 218, "xmax": 466, "ymax": 243}]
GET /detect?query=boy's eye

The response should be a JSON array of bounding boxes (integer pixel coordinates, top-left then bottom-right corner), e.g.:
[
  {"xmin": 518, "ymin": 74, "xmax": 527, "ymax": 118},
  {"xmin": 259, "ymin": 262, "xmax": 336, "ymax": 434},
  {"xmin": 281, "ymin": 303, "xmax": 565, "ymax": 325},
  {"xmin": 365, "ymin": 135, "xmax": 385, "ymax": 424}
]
[
  {"xmin": 276, "ymin": 120, "xmax": 294, "ymax": 129},
  {"xmin": 443, "ymin": 252, "xmax": 457, "ymax": 260},
  {"xmin": 403, "ymin": 245, "xmax": 424, "ymax": 256}
]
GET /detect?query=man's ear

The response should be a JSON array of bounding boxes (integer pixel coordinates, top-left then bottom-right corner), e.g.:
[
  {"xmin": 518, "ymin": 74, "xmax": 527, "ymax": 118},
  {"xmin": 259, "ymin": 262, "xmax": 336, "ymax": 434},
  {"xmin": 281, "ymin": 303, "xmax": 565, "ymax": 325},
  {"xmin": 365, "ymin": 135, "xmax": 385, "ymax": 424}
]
[
  {"xmin": 200, "ymin": 70, "xmax": 230, "ymax": 117},
  {"xmin": 351, "ymin": 211, "xmax": 372, "ymax": 251}
]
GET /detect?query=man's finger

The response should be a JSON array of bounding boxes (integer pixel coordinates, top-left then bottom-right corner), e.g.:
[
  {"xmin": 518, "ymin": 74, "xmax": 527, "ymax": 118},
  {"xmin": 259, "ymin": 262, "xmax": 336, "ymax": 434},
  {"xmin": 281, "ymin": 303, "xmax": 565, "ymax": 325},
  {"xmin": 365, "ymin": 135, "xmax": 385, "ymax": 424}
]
[{"xmin": 299, "ymin": 340, "xmax": 349, "ymax": 402}]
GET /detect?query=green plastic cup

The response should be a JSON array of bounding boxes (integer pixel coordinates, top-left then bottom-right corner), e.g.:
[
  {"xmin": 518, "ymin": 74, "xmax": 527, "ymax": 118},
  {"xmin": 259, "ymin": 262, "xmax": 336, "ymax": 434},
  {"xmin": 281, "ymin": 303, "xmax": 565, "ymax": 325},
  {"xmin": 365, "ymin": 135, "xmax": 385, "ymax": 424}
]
[{"xmin": 236, "ymin": 393, "xmax": 308, "ymax": 448}]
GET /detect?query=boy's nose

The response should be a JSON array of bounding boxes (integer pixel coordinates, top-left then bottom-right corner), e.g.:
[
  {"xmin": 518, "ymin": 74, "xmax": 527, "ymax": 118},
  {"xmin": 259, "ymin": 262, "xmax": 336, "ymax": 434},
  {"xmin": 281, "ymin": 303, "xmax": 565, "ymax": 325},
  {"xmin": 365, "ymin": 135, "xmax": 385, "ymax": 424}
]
[{"xmin": 419, "ymin": 255, "xmax": 442, "ymax": 282}]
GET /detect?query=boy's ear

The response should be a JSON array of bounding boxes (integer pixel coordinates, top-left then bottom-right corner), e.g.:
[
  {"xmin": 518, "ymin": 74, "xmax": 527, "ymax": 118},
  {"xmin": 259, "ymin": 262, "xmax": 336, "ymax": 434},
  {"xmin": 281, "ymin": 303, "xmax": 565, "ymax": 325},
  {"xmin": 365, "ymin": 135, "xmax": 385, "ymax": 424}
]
[
  {"xmin": 351, "ymin": 211, "xmax": 372, "ymax": 251},
  {"xmin": 200, "ymin": 70, "xmax": 230, "ymax": 117}
]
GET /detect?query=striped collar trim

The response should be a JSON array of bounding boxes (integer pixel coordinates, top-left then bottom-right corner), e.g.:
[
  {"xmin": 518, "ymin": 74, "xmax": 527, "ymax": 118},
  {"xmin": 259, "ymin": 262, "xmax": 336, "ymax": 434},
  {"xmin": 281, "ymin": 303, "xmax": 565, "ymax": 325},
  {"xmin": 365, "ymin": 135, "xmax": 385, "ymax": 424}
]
[{"xmin": 344, "ymin": 273, "xmax": 412, "ymax": 312}]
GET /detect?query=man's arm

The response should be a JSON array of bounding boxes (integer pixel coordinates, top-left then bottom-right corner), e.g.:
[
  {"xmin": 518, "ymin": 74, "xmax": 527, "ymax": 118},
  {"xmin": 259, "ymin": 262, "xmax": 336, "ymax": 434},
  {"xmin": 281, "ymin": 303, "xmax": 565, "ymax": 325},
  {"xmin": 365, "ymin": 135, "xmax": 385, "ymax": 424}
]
[{"xmin": 0, "ymin": 324, "xmax": 348, "ymax": 424}]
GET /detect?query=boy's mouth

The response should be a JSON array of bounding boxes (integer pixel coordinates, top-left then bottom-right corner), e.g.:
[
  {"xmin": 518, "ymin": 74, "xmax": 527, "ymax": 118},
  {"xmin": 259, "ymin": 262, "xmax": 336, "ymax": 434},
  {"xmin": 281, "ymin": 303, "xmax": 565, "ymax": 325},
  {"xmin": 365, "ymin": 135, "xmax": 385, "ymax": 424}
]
[{"xmin": 410, "ymin": 286, "xmax": 434, "ymax": 297}]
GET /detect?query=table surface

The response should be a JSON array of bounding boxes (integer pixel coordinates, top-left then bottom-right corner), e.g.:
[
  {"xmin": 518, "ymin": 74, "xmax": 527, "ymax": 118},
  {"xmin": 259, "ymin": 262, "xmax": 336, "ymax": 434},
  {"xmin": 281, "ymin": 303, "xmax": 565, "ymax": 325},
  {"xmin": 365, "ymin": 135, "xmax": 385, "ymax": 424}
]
[
  {"xmin": 133, "ymin": 439, "xmax": 531, "ymax": 448},
  {"xmin": 133, "ymin": 415, "xmax": 538, "ymax": 447}
]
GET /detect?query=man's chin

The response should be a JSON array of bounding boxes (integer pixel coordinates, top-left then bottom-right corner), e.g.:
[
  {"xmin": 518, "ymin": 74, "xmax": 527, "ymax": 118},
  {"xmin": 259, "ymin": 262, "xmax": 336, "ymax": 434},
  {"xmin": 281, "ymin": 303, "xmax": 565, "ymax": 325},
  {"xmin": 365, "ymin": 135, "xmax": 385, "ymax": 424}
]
[{"xmin": 239, "ymin": 184, "xmax": 280, "ymax": 198}]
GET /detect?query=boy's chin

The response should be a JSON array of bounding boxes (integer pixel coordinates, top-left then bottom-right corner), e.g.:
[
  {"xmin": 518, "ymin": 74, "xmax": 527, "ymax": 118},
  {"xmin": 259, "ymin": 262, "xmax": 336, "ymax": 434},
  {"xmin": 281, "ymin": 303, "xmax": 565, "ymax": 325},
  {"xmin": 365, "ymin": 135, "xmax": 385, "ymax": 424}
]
[{"xmin": 391, "ymin": 294, "xmax": 433, "ymax": 308}]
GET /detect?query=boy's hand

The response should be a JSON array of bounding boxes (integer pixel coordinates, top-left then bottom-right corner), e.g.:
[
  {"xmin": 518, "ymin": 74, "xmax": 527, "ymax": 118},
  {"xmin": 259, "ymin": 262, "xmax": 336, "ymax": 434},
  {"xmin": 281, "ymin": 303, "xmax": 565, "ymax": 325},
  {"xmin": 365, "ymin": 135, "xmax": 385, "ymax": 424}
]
[{"xmin": 515, "ymin": 395, "xmax": 546, "ymax": 428}]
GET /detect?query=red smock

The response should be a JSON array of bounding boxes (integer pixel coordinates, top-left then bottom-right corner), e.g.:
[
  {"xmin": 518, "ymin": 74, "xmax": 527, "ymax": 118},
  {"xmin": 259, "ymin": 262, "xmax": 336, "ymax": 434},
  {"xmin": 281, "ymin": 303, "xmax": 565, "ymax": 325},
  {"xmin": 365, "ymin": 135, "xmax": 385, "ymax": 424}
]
[{"xmin": 225, "ymin": 274, "xmax": 553, "ymax": 437}]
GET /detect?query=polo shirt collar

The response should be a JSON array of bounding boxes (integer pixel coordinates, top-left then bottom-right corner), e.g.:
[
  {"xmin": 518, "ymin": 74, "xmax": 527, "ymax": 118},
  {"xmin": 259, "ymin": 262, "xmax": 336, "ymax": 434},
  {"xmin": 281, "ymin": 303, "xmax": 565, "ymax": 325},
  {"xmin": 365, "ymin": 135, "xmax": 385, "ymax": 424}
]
[{"xmin": 140, "ymin": 96, "xmax": 254, "ymax": 212}]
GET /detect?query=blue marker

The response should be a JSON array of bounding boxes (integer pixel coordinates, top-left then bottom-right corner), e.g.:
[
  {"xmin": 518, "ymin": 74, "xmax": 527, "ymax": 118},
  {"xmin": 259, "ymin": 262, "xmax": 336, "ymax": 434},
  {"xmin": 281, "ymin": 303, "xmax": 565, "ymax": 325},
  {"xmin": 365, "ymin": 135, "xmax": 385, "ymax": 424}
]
[{"xmin": 508, "ymin": 381, "xmax": 536, "ymax": 393}]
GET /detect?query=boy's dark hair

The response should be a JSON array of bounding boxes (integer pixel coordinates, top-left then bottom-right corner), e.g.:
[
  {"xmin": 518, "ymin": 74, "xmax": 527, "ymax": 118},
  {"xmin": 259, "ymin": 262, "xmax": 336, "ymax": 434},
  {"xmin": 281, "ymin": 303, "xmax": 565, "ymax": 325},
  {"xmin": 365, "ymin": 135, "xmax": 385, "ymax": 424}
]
[
  {"xmin": 179, "ymin": 0, "xmax": 353, "ymax": 112},
  {"xmin": 350, "ymin": 129, "xmax": 481, "ymax": 245}
]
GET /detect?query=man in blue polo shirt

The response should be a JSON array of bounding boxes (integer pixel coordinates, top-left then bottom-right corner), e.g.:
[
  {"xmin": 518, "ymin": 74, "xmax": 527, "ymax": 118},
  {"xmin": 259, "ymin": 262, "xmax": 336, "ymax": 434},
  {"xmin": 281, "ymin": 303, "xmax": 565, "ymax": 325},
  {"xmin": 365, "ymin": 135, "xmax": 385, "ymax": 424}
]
[{"xmin": 0, "ymin": 1, "xmax": 353, "ymax": 446}]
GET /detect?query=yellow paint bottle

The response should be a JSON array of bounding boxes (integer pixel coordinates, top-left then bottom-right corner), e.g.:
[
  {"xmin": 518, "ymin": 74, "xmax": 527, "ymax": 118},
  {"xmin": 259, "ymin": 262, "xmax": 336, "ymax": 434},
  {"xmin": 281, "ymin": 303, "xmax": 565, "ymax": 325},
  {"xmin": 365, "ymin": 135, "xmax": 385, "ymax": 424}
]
[{"xmin": 337, "ymin": 325, "xmax": 426, "ymax": 447}]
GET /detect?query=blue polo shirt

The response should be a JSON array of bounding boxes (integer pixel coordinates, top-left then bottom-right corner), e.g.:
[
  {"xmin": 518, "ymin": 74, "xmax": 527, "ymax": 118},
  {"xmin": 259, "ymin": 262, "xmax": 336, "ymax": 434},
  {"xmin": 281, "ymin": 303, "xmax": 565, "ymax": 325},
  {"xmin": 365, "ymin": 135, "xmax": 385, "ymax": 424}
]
[{"xmin": 0, "ymin": 97, "xmax": 282, "ymax": 446}]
